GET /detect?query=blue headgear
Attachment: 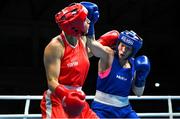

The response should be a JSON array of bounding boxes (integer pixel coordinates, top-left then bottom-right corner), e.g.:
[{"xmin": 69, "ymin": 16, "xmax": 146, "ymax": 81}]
[{"xmin": 117, "ymin": 30, "xmax": 143, "ymax": 57}]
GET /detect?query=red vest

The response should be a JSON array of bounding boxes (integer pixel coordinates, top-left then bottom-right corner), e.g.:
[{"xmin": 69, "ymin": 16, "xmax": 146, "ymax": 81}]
[{"xmin": 58, "ymin": 33, "xmax": 90, "ymax": 87}]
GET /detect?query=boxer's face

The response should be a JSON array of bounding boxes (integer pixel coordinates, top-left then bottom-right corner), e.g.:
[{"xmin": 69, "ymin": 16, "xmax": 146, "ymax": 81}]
[{"xmin": 118, "ymin": 42, "xmax": 132, "ymax": 59}]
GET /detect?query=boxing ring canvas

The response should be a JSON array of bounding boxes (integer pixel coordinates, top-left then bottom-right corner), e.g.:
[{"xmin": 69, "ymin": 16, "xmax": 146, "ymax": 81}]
[{"xmin": 0, "ymin": 95, "xmax": 180, "ymax": 119}]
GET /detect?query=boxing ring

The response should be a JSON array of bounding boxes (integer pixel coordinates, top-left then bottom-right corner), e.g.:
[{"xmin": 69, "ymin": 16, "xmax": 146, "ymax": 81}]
[{"xmin": 0, "ymin": 95, "xmax": 180, "ymax": 119}]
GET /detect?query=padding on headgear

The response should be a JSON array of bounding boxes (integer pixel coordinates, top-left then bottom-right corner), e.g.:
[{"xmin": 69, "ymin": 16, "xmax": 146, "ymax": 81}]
[
  {"xmin": 55, "ymin": 3, "xmax": 88, "ymax": 36},
  {"xmin": 117, "ymin": 30, "xmax": 143, "ymax": 57}
]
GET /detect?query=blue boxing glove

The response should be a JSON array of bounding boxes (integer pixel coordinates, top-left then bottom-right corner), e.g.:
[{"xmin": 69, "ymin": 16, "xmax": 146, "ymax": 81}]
[
  {"xmin": 80, "ymin": 1, "xmax": 99, "ymax": 36},
  {"xmin": 134, "ymin": 55, "xmax": 151, "ymax": 87}
]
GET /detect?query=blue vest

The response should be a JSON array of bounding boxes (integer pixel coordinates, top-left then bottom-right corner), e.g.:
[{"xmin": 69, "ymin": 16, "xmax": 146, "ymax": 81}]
[{"xmin": 96, "ymin": 55, "xmax": 135, "ymax": 97}]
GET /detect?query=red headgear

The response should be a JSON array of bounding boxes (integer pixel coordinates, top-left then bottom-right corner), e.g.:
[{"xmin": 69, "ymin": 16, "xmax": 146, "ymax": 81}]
[{"xmin": 55, "ymin": 3, "xmax": 88, "ymax": 36}]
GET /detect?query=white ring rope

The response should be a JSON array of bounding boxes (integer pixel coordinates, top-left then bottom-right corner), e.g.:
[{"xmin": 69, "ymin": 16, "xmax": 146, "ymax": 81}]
[{"xmin": 0, "ymin": 95, "xmax": 180, "ymax": 118}]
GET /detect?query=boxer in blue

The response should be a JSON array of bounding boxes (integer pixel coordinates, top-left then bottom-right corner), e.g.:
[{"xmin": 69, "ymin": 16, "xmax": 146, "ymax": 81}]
[{"xmin": 86, "ymin": 30, "xmax": 151, "ymax": 118}]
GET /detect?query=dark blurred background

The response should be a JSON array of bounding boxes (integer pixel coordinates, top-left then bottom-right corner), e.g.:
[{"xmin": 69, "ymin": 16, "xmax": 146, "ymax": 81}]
[{"xmin": 0, "ymin": 0, "xmax": 179, "ymax": 115}]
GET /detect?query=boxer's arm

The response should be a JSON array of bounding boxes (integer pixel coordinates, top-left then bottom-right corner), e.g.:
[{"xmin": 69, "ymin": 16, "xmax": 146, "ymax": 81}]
[
  {"xmin": 83, "ymin": 30, "xmax": 119, "ymax": 58},
  {"xmin": 86, "ymin": 47, "xmax": 94, "ymax": 58},
  {"xmin": 86, "ymin": 37, "xmax": 114, "ymax": 60},
  {"xmin": 81, "ymin": 35, "xmax": 94, "ymax": 58},
  {"xmin": 44, "ymin": 37, "xmax": 63, "ymax": 92}
]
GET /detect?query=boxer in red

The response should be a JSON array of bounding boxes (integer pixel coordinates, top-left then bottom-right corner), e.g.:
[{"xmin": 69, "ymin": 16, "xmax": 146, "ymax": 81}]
[{"xmin": 40, "ymin": 2, "xmax": 99, "ymax": 118}]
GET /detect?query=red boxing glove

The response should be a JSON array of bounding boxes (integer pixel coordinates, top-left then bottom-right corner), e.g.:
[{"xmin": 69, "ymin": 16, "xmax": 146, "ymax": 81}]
[
  {"xmin": 98, "ymin": 30, "xmax": 119, "ymax": 49},
  {"xmin": 55, "ymin": 85, "xmax": 86, "ymax": 116}
]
